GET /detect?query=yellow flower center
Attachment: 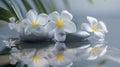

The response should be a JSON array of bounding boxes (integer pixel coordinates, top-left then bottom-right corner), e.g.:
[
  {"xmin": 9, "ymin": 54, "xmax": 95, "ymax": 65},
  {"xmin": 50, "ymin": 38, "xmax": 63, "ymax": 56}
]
[
  {"xmin": 32, "ymin": 55, "xmax": 39, "ymax": 64},
  {"xmin": 56, "ymin": 53, "xmax": 64, "ymax": 61},
  {"xmin": 91, "ymin": 25, "xmax": 98, "ymax": 32},
  {"xmin": 91, "ymin": 47, "xmax": 99, "ymax": 54},
  {"xmin": 56, "ymin": 19, "xmax": 64, "ymax": 28},
  {"xmin": 31, "ymin": 21, "xmax": 39, "ymax": 28}
]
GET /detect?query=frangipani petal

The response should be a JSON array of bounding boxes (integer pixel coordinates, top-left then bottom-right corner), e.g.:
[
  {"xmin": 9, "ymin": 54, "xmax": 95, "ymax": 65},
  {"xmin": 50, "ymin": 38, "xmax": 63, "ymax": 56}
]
[
  {"xmin": 61, "ymin": 10, "xmax": 73, "ymax": 20},
  {"xmin": 87, "ymin": 44, "xmax": 108, "ymax": 60},
  {"xmin": 95, "ymin": 44, "xmax": 102, "ymax": 47},
  {"xmin": 81, "ymin": 23, "xmax": 92, "ymax": 32},
  {"xmin": 88, "ymin": 55, "xmax": 98, "ymax": 60},
  {"xmin": 94, "ymin": 32, "xmax": 104, "ymax": 38},
  {"xmin": 87, "ymin": 47, "xmax": 98, "ymax": 60},
  {"xmin": 99, "ymin": 45, "xmax": 108, "ymax": 56},
  {"xmin": 44, "ymin": 22, "xmax": 56, "ymax": 32},
  {"xmin": 49, "ymin": 11, "xmax": 60, "ymax": 22},
  {"xmin": 28, "ymin": 56, "xmax": 49, "ymax": 67},
  {"xmin": 54, "ymin": 28, "xmax": 66, "ymax": 41},
  {"xmin": 10, "ymin": 39, "xmax": 16, "ymax": 43},
  {"xmin": 24, "ymin": 26, "xmax": 32, "ymax": 35},
  {"xmin": 98, "ymin": 21, "xmax": 108, "ymax": 33},
  {"xmin": 26, "ymin": 10, "xmax": 37, "ymax": 22},
  {"xmin": 64, "ymin": 21, "xmax": 76, "ymax": 33},
  {"xmin": 37, "ymin": 13, "xmax": 48, "ymax": 25},
  {"xmin": 87, "ymin": 16, "xmax": 98, "ymax": 25},
  {"xmin": 22, "ymin": 19, "xmax": 31, "ymax": 25}
]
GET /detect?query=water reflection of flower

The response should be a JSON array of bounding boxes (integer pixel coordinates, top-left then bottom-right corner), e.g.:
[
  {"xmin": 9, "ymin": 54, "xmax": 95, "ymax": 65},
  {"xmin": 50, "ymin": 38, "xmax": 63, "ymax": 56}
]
[
  {"xmin": 28, "ymin": 50, "xmax": 49, "ymax": 67},
  {"xmin": 9, "ymin": 49, "xmax": 36, "ymax": 65},
  {"xmin": 87, "ymin": 44, "xmax": 108, "ymax": 60},
  {"xmin": 74, "ymin": 45, "xmax": 91, "ymax": 61},
  {"xmin": 9, "ymin": 49, "xmax": 49, "ymax": 67},
  {"xmin": 76, "ymin": 44, "xmax": 108, "ymax": 60},
  {"xmin": 45, "ymin": 42, "xmax": 74, "ymax": 67}
]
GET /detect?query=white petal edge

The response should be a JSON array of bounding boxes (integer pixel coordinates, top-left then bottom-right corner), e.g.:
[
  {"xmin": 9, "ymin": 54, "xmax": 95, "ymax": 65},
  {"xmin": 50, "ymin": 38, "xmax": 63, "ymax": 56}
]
[
  {"xmin": 66, "ymin": 62, "xmax": 73, "ymax": 67},
  {"xmin": 99, "ymin": 21, "xmax": 108, "ymax": 33},
  {"xmin": 21, "ymin": 19, "xmax": 31, "ymax": 25},
  {"xmin": 87, "ymin": 16, "xmax": 98, "ymax": 25},
  {"xmin": 37, "ymin": 13, "xmax": 48, "ymax": 25},
  {"xmin": 81, "ymin": 23, "xmax": 92, "ymax": 32},
  {"xmin": 44, "ymin": 22, "xmax": 56, "ymax": 32},
  {"xmin": 64, "ymin": 21, "xmax": 76, "ymax": 33},
  {"xmin": 99, "ymin": 45, "xmax": 108, "ymax": 56},
  {"xmin": 95, "ymin": 44, "xmax": 103, "ymax": 47},
  {"xmin": 88, "ymin": 55, "xmax": 98, "ymax": 60},
  {"xmin": 54, "ymin": 28, "xmax": 66, "ymax": 41},
  {"xmin": 61, "ymin": 10, "xmax": 73, "ymax": 20},
  {"xmin": 94, "ymin": 32, "xmax": 105, "ymax": 39},
  {"xmin": 49, "ymin": 11, "xmax": 60, "ymax": 23},
  {"xmin": 26, "ymin": 10, "xmax": 37, "ymax": 22}
]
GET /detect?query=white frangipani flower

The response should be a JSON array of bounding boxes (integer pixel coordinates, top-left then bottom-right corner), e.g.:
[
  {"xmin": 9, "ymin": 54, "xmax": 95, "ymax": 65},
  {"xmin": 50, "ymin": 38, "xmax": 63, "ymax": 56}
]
[
  {"xmin": 46, "ymin": 10, "xmax": 76, "ymax": 33},
  {"xmin": 3, "ymin": 39, "xmax": 16, "ymax": 48},
  {"xmin": 45, "ymin": 10, "xmax": 76, "ymax": 41},
  {"xmin": 81, "ymin": 16, "xmax": 108, "ymax": 38},
  {"xmin": 22, "ymin": 10, "xmax": 48, "ymax": 35},
  {"xmin": 87, "ymin": 44, "xmax": 108, "ymax": 60}
]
